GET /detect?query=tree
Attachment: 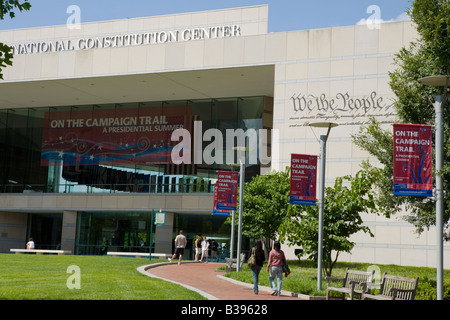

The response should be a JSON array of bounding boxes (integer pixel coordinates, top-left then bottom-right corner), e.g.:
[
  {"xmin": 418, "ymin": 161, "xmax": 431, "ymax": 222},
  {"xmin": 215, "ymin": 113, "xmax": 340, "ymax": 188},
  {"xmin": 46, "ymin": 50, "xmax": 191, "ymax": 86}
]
[
  {"xmin": 353, "ymin": 0, "xmax": 450, "ymax": 239},
  {"xmin": 228, "ymin": 167, "xmax": 291, "ymax": 256},
  {"xmin": 0, "ymin": 0, "xmax": 32, "ymax": 79},
  {"xmin": 278, "ymin": 167, "xmax": 381, "ymax": 277}
]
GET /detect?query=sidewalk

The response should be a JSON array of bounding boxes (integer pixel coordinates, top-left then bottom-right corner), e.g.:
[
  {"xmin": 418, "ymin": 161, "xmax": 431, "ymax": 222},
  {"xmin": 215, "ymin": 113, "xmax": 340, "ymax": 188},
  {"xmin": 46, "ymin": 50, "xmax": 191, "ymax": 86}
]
[{"xmin": 139, "ymin": 261, "xmax": 305, "ymax": 300}]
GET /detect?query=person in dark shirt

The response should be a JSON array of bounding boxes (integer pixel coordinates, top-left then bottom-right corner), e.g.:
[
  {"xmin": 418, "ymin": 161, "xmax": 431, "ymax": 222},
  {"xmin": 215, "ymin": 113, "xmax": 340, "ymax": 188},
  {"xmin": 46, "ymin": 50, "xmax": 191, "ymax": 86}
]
[
  {"xmin": 210, "ymin": 239, "xmax": 219, "ymax": 262},
  {"xmin": 249, "ymin": 239, "xmax": 266, "ymax": 295}
]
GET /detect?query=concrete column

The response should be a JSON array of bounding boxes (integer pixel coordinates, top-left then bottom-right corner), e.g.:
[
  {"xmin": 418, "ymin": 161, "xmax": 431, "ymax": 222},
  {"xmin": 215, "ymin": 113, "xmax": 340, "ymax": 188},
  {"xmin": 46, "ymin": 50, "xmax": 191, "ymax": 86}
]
[
  {"xmin": 61, "ymin": 210, "xmax": 77, "ymax": 254},
  {"xmin": 0, "ymin": 212, "xmax": 27, "ymax": 253},
  {"xmin": 154, "ymin": 212, "xmax": 174, "ymax": 254}
]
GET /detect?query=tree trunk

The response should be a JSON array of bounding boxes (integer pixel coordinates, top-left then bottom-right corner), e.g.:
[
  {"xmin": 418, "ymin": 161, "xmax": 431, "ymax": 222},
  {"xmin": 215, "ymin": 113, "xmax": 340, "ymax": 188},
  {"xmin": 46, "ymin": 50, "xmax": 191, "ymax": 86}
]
[{"xmin": 262, "ymin": 237, "xmax": 272, "ymax": 260}]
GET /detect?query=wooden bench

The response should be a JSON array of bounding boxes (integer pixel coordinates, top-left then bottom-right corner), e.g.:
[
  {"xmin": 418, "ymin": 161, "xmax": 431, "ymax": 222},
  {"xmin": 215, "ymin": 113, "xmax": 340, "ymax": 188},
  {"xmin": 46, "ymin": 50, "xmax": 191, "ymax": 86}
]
[
  {"xmin": 362, "ymin": 273, "xmax": 419, "ymax": 300},
  {"xmin": 106, "ymin": 251, "xmax": 171, "ymax": 259},
  {"xmin": 326, "ymin": 268, "xmax": 375, "ymax": 300},
  {"xmin": 10, "ymin": 249, "xmax": 71, "ymax": 255},
  {"xmin": 225, "ymin": 253, "xmax": 246, "ymax": 272}
]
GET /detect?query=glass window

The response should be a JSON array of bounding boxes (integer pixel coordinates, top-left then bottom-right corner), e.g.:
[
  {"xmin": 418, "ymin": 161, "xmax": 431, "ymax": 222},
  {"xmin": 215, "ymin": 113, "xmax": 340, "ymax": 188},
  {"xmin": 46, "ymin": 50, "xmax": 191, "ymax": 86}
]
[
  {"xmin": 27, "ymin": 213, "xmax": 63, "ymax": 250},
  {"xmin": 76, "ymin": 211, "xmax": 153, "ymax": 255},
  {"xmin": 0, "ymin": 96, "xmax": 267, "ymax": 193}
]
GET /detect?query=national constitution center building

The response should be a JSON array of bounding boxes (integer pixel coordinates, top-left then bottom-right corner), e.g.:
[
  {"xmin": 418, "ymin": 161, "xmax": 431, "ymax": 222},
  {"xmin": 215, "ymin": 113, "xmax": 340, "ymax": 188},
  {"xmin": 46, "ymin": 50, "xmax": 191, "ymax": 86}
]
[{"xmin": 1, "ymin": 5, "xmax": 448, "ymax": 268}]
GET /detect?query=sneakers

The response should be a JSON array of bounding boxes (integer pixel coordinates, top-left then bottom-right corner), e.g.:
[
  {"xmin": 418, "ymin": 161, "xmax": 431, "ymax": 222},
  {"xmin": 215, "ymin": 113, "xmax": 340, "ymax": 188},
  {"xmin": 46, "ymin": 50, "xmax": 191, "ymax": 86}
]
[{"xmin": 167, "ymin": 257, "xmax": 181, "ymax": 265}]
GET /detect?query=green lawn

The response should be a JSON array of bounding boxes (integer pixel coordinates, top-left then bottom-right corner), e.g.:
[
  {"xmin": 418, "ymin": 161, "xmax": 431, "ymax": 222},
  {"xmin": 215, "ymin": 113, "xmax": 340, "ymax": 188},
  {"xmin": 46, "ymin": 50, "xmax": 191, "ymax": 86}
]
[
  {"xmin": 225, "ymin": 259, "xmax": 450, "ymax": 300},
  {"xmin": 0, "ymin": 254, "xmax": 206, "ymax": 300},
  {"xmin": 3, "ymin": 253, "xmax": 448, "ymax": 300}
]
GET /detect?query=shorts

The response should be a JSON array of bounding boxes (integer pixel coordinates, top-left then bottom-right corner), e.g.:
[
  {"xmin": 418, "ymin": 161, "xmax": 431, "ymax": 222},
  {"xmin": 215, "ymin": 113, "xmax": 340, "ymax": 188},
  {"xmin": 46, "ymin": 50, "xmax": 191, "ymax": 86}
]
[
  {"xmin": 174, "ymin": 247, "xmax": 184, "ymax": 256},
  {"xmin": 195, "ymin": 248, "xmax": 201, "ymax": 255}
]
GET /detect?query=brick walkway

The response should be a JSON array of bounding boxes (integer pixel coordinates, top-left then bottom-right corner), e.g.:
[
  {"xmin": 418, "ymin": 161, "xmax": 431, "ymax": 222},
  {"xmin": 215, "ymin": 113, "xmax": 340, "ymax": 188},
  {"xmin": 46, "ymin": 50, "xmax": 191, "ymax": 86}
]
[{"xmin": 141, "ymin": 261, "xmax": 304, "ymax": 300}]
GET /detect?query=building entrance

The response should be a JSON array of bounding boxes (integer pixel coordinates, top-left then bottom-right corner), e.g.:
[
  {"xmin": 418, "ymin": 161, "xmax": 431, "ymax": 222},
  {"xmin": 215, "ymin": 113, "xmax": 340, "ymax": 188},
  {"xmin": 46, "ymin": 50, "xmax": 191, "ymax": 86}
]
[{"xmin": 171, "ymin": 213, "xmax": 249, "ymax": 261}]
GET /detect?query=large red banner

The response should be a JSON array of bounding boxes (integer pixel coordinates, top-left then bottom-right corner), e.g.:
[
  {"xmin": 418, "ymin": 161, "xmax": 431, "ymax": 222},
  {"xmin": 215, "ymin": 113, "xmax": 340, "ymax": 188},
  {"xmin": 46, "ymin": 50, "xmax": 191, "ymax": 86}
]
[
  {"xmin": 290, "ymin": 153, "xmax": 317, "ymax": 205},
  {"xmin": 213, "ymin": 171, "xmax": 239, "ymax": 214},
  {"xmin": 393, "ymin": 123, "xmax": 433, "ymax": 197},
  {"xmin": 41, "ymin": 105, "xmax": 192, "ymax": 166}
]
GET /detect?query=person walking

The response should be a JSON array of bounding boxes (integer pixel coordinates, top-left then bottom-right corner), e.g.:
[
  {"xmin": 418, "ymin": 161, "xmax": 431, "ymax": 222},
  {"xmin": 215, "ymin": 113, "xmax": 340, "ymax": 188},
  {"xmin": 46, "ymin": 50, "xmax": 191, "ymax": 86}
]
[
  {"xmin": 210, "ymin": 239, "xmax": 219, "ymax": 262},
  {"xmin": 266, "ymin": 241, "xmax": 286, "ymax": 296},
  {"xmin": 168, "ymin": 230, "xmax": 187, "ymax": 265},
  {"xmin": 194, "ymin": 234, "xmax": 202, "ymax": 262},
  {"xmin": 249, "ymin": 239, "xmax": 265, "ymax": 295},
  {"xmin": 200, "ymin": 236, "xmax": 209, "ymax": 263}
]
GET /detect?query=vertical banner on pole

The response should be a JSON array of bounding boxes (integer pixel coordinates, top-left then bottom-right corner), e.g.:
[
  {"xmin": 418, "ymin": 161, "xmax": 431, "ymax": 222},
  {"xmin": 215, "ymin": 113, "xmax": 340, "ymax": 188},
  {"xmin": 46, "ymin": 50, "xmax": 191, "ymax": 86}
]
[
  {"xmin": 212, "ymin": 187, "xmax": 231, "ymax": 216},
  {"xmin": 290, "ymin": 153, "xmax": 317, "ymax": 205},
  {"xmin": 393, "ymin": 123, "xmax": 433, "ymax": 197},
  {"xmin": 213, "ymin": 171, "xmax": 239, "ymax": 215}
]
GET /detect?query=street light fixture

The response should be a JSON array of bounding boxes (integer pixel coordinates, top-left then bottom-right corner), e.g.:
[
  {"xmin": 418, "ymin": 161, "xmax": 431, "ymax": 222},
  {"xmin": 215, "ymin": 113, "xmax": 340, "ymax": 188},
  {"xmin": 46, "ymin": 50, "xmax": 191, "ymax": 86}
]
[
  {"xmin": 233, "ymin": 146, "xmax": 249, "ymax": 272},
  {"xmin": 308, "ymin": 122, "xmax": 338, "ymax": 291},
  {"xmin": 418, "ymin": 75, "xmax": 449, "ymax": 301},
  {"xmin": 227, "ymin": 163, "xmax": 241, "ymax": 260}
]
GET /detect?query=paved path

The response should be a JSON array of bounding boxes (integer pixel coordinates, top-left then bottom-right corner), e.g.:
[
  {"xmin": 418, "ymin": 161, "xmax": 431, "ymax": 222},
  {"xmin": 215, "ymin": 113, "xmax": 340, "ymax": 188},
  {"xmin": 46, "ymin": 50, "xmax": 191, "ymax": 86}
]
[{"xmin": 139, "ymin": 261, "xmax": 304, "ymax": 300}]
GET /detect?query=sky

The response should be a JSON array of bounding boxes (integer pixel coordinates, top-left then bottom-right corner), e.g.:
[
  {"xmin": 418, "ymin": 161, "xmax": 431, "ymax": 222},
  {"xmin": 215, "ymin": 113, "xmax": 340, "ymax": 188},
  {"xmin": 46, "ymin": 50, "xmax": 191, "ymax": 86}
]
[{"xmin": 0, "ymin": 0, "xmax": 412, "ymax": 32}]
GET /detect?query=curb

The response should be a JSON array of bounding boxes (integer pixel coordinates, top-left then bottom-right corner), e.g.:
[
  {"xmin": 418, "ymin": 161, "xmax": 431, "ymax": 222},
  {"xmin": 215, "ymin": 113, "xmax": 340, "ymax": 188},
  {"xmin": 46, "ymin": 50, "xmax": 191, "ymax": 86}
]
[
  {"xmin": 137, "ymin": 262, "xmax": 219, "ymax": 300},
  {"xmin": 138, "ymin": 262, "xmax": 325, "ymax": 300},
  {"xmin": 216, "ymin": 274, "xmax": 325, "ymax": 300}
]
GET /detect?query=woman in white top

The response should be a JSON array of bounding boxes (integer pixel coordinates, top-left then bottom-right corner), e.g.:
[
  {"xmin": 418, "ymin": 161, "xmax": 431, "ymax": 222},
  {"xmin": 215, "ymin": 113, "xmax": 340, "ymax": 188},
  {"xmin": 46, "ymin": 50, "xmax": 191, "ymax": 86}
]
[
  {"xmin": 200, "ymin": 236, "xmax": 209, "ymax": 263},
  {"xmin": 26, "ymin": 237, "xmax": 35, "ymax": 249}
]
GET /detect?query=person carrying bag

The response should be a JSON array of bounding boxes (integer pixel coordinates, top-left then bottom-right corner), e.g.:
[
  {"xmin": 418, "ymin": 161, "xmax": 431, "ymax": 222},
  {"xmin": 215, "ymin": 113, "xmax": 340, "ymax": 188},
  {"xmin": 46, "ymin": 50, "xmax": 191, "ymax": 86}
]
[
  {"xmin": 247, "ymin": 248, "xmax": 256, "ymax": 267},
  {"xmin": 266, "ymin": 241, "xmax": 286, "ymax": 296},
  {"xmin": 248, "ymin": 240, "xmax": 265, "ymax": 295}
]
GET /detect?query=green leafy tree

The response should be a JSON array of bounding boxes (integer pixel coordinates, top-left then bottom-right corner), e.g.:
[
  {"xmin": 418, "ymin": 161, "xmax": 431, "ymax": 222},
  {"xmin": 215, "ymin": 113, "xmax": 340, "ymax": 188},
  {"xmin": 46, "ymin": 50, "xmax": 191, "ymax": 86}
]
[
  {"xmin": 0, "ymin": 0, "xmax": 32, "ymax": 79},
  {"xmin": 229, "ymin": 167, "xmax": 291, "ymax": 256},
  {"xmin": 278, "ymin": 168, "xmax": 381, "ymax": 277},
  {"xmin": 353, "ymin": 0, "xmax": 450, "ymax": 239}
]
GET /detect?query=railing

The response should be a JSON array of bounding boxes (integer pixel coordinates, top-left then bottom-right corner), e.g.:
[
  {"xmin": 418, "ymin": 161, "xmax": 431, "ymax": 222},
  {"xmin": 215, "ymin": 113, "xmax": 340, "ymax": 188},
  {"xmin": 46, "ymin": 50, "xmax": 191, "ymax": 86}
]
[
  {"xmin": 76, "ymin": 244, "xmax": 151, "ymax": 256},
  {"xmin": 1, "ymin": 181, "xmax": 215, "ymax": 194}
]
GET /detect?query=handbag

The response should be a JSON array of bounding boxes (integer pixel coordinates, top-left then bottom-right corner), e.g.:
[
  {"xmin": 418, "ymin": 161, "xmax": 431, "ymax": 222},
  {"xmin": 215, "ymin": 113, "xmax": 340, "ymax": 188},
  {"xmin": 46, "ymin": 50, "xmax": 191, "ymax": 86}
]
[
  {"xmin": 282, "ymin": 261, "xmax": 290, "ymax": 275},
  {"xmin": 247, "ymin": 248, "xmax": 256, "ymax": 267}
]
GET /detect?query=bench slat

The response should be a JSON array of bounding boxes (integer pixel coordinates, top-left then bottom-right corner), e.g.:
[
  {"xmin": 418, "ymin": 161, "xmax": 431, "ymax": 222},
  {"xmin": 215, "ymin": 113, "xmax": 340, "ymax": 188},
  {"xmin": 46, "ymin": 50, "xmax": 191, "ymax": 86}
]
[
  {"xmin": 362, "ymin": 273, "xmax": 419, "ymax": 300},
  {"xmin": 10, "ymin": 249, "xmax": 71, "ymax": 255},
  {"xmin": 326, "ymin": 268, "xmax": 375, "ymax": 300},
  {"xmin": 225, "ymin": 253, "xmax": 246, "ymax": 272},
  {"xmin": 106, "ymin": 252, "xmax": 171, "ymax": 258}
]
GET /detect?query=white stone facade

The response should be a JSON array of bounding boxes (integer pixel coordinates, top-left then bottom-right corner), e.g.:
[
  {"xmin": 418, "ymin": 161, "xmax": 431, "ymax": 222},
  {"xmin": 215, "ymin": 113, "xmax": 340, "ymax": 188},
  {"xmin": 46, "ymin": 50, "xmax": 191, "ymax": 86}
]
[{"xmin": 0, "ymin": 5, "xmax": 448, "ymax": 268}]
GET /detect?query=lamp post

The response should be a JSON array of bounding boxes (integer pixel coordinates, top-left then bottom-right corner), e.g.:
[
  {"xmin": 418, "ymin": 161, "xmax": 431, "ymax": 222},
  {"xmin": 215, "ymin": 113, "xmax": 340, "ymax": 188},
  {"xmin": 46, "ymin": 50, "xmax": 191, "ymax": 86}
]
[
  {"xmin": 418, "ymin": 75, "xmax": 449, "ymax": 301},
  {"xmin": 233, "ymin": 146, "xmax": 249, "ymax": 272},
  {"xmin": 309, "ymin": 122, "xmax": 338, "ymax": 291},
  {"xmin": 149, "ymin": 209, "xmax": 155, "ymax": 262},
  {"xmin": 227, "ymin": 163, "xmax": 240, "ymax": 260}
]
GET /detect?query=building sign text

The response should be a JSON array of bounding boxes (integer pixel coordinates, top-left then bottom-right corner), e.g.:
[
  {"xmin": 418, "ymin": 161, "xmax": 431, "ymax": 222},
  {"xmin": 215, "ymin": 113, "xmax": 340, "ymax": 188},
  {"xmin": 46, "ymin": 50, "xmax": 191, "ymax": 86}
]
[{"xmin": 11, "ymin": 24, "xmax": 241, "ymax": 55}]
